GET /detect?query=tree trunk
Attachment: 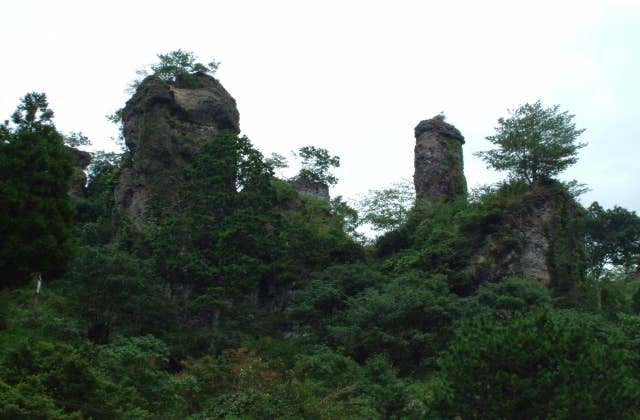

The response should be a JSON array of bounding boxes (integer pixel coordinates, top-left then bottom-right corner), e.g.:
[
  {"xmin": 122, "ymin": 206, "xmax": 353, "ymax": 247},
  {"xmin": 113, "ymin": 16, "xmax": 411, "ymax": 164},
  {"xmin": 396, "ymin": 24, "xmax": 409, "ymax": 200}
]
[
  {"xmin": 33, "ymin": 273, "xmax": 42, "ymax": 307},
  {"xmin": 596, "ymin": 279, "xmax": 602, "ymax": 311}
]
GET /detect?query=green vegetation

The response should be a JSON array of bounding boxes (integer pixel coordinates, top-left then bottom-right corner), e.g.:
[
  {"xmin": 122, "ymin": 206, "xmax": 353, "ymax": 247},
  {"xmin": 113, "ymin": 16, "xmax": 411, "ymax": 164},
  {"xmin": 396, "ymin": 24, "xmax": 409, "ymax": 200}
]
[
  {"xmin": 475, "ymin": 100, "xmax": 586, "ymax": 184},
  {"xmin": 63, "ymin": 132, "xmax": 91, "ymax": 148},
  {"xmin": 357, "ymin": 178, "xmax": 415, "ymax": 233},
  {"xmin": 130, "ymin": 49, "xmax": 220, "ymax": 91},
  {"xmin": 1, "ymin": 62, "xmax": 639, "ymax": 418},
  {"xmin": 0, "ymin": 93, "xmax": 74, "ymax": 289},
  {"xmin": 293, "ymin": 146, "xmax": 341, "ymax": 186},
  {"xmin": 437, "ymin": 308, "xmax": 640, "ymax": 418}
]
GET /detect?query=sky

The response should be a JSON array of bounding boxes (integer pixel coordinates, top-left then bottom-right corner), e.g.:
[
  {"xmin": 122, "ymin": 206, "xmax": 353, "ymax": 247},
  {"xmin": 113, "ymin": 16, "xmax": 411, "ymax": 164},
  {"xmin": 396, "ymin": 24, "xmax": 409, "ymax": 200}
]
[{"xmin": 2, "ymin": 0, "xmax": 639, "ymax": 213}]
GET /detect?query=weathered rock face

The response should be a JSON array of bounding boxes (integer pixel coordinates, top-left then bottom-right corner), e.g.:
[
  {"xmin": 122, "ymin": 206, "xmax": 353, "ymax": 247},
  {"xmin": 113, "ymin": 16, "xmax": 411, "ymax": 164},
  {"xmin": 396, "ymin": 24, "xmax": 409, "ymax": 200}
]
[
  {"xmin": 291, "ymin": 178, "xmax": 330, "ymax": 201},
  {"xmin": 470, "ymin": 184, "xmax": 585, "ymax": 290},
  {"xmin": 65, "ymin": 146, "xmax": 91, "ymax": 198},
  {"xmin": 414, "ymin": 116, "xmax": 467, "ymax": 203},
  {"xmin": 113, "ymin": 72, "xmax": 240, "ymax": 227}
]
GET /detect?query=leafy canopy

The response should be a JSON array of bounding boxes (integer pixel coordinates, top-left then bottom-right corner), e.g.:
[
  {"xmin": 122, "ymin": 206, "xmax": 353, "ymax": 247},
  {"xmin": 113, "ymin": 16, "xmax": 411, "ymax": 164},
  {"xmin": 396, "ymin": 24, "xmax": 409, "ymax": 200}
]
[
  {"xmin": 150, "ymin": 49, "xmax": 219, "ymax": 82},
  {"xmin": 0, "ymin": 93, "xmax": 74, "ymax": 287},
  {"xmin": 64, "ymin": 132, "xmax": 90, "ymax": 148},
  {"xmin": 436, "ymin": 309, "xmax": 640, "ymax": 418},
  {"xmin": 476, "ymin": 100, "xmax": 586, "ymax": 184},
  {"xmin": 9, "ymin": 92, "xmax": 54, "ymax": 130},
  {"xmin": 131, "ymin": 49, "xmax": 219, "ymax": 90},
  {"xmin": 585, "ymin": 201, "xmax": 640, "ymax": 281},
  {"xmin": 357, "ymin": 178, "xmax": 415, "ymax": 233},
  {"xmin": 294, "ymin": 146, "xmax": 340, "ymax": 186}
]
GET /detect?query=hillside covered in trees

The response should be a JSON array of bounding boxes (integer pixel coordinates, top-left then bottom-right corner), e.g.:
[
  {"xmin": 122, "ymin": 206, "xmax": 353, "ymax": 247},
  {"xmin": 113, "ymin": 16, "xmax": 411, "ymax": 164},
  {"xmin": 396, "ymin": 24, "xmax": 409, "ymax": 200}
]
[{"xmin": 2, "ymin": 51, "xmax": 640, "ymax": 419}]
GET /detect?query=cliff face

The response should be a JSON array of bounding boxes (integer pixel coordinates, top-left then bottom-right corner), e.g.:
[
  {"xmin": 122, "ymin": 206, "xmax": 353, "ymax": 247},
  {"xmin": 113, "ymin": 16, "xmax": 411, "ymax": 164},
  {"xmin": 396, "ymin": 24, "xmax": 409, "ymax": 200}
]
[
  {"xmin": 414, "ymin": 116, "xmax": 467, "ymax": 204},
  {"xmin": 470, "ymin": 183, "xmax": 585, "ymax": 290},
  {"xmin": 113, "ymin": 72, "xmax": 240, "ymax": 227}
]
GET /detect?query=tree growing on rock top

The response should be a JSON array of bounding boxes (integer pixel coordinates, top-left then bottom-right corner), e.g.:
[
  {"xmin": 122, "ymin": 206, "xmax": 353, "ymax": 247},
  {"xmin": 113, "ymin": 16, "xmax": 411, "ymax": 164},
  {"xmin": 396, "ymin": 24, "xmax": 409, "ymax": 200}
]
[
  {"xmin": 130, "ymin": 49, "xmax": 220, "ymax": 91},
  {"xmin": 476, "ymin": 100, "xmax": 586, "ymax": 184}
]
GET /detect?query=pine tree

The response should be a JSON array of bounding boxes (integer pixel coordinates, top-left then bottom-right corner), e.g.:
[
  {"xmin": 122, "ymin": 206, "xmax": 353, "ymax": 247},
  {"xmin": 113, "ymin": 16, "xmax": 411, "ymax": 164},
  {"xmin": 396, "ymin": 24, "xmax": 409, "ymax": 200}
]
[{"xmin": 0, "ymin": 93, "xmax": 74, "ymax": 288}]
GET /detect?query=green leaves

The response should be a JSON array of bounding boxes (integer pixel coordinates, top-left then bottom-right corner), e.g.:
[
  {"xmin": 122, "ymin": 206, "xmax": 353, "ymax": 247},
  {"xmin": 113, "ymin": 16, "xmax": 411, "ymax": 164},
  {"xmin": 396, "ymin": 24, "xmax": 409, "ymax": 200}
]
[
  {"xmin": 63, "ymin": 131, "xmax": 90, "ymax": 148},
  {"xmin": 294, "ymin": 146, "xmax": 340, "ymax": 186},
  {"xmin": 476, "ymin": 100, "xmax": 586, "ymax": 184},
  {"xmin": 289, "ymin": 266, "xmax": 464, "ymax": 374},
  {"xmin": 130, "ymin": 49, "xmax": 220, "ymax": 91},
  {"xmin": 436, "ymin": 309, "xmax": 640, "ymax": 418},
  {"xmin": 357, "ymin": 178, "xmax": 415, "ymax": 233},
  {"xmin": 586, "ymin": 202, "xmax": 640, "ymax": 277},
  {"xmin": 0, "ymin": 93, "xmax": 74, "ymax": 287},
  {"xmin": 151, "ymin": 49, "xmax": 219, "ymax": 82},
  {"xmin": 10, "ymin": 92, "xmax": 54, "ymax": 130}
]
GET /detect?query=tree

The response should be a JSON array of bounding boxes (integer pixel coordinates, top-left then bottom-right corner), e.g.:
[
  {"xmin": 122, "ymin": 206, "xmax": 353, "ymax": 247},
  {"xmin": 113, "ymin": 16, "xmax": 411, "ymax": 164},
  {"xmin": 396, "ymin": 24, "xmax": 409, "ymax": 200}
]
[
  {"xmin": 0, "ymin": 93, "xmax": 74, "ymax": 288},
  {"xmin": 131, "ymin": 49, "xmax": 219, "ymax": 91},
  {"xmin": 64, "ymin": 131, "xmax": 91, "ymax": 148},
  {"xmin": 151, "ymin": 49, "xmax": 219, "ymax": 81},
  {"xmin": 476, "ymin": 100, "xmax": 586, "ymax": 184},
  {"xmin": 293, "ymin": 146, "xmax": 340, "ymax": 186},
  {"xmin": 149, "ymin": 131, "xmax": 283, "ymax": 325},
  {"xmin": 436, "ymin": 309, "xmax": 640, "ymax": 418},
  {"xmin": 357, "ymin": 178, "xmax": 415, "ymax": 233},
  {"xmin": 265, "ymin": 152, "xmax": 288, "ymax": 177},
  {"xmin": 585, "ymin": 202, "xmax": 640, "ymax": 310}
]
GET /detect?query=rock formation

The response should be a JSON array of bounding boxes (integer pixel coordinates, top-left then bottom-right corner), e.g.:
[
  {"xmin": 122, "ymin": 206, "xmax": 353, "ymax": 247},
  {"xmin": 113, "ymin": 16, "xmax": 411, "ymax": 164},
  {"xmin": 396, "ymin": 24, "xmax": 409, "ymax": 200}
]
[
  {"xmin": 414, "ymin": 115, "xmax": 467, "ymax": 203},
  {"xmin": 65, "ymin": 146, "xmax": 91, "ymax": 198},
  {"xmin": 290, "ymin": 178, "xmax": 330, "ymax": 201},
  {"xmin": 470, "ymin": 182, "xmax": 585, "ymax": 290},
  {"xmin": 113, "ymin": 72, "xmax": 240, "ymax": 227},
  {"xmin": 412, "ymin": 116, "xmax": 583, "ymax": 291}
]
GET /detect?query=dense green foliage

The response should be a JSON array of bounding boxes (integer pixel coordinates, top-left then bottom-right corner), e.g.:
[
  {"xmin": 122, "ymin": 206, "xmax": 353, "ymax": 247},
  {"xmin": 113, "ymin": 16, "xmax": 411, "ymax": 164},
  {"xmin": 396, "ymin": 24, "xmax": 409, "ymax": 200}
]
[
  {"xmin": 476, "ymin": 100, "xmax": 586, "ymax": 184},
  {"xmin": 0, "ymin": 93, "xmax": 74, "ymax": 288},
  {"xmin": 293, "ymin": 146, "xmax": 341, "ymax": 186},
  {"xmin": 585, "ymin": 202, "xmax": 640, "ymax": 280},
  {"xmin": 1, "ymin": 78, "xmax": 639, "ymax": 417},
  {"xmin": 437, "ymin": 309, "xmax": 640, "ymax": 418}
]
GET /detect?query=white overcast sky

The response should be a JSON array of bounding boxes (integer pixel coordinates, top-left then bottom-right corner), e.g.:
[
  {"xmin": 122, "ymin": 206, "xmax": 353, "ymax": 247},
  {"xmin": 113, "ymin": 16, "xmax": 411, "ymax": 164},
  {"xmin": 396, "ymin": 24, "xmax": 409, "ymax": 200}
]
[{"xmin": 2, "ymin": 0, "xmax": 639, "ymax": 212}]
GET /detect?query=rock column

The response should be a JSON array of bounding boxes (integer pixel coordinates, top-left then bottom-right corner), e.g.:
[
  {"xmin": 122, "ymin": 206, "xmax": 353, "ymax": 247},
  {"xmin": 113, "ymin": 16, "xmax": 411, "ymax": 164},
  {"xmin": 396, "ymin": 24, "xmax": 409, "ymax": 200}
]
[{"xmin": 413, "ymin": 115, "xmax": 467, "ymax": 203}]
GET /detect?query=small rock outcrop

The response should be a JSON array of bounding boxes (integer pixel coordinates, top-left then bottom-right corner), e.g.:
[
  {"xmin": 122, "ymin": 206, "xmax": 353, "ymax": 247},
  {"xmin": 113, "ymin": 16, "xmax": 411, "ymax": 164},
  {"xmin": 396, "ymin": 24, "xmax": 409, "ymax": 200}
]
[
  {"xmin": 113, "ymin": 72, "xmax": 240, "ymax": 227},
  {"xmin": 470, "ymin": 183, "xmax": 585, "ymax": 291},
  {"xmin": 66, "ymin": 146, "xmax": 91, "ymax": 198},
  {"xmin": 291, "ymin": 178, "xmax": 330, "ymax": 201},
  {"xmin": 414, "ymin": 116, "xmax": 467, "ymax": 203}
]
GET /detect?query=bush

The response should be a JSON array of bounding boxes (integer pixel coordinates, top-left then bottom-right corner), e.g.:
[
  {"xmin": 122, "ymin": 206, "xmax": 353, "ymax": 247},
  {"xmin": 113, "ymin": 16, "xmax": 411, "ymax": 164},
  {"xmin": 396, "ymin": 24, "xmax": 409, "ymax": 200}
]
[{"xmin": 436, "ymin": 309, "xmax": 640, "ymax": 418}]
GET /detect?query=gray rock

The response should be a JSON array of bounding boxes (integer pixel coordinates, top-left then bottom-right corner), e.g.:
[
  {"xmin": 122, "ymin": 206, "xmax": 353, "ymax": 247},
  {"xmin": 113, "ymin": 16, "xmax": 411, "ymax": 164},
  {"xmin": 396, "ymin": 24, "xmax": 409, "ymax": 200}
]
[
  {"xmin": 469, "ymin": 183, "xmax": 584, "ymax": 289},
  {"xmin": 290, "ymin": 178, "xmax": 330, "ymax": 201},
  {"xmin": 113, "ymin": 73, "xmax": 240, "ymax": 228},
  {"xmin": 413, "ymin": 115, "xmax": 467, "ymax": 204},
  {"xmin": 65, "ymin": 146, "xmax": 91, "ymax": 198}
]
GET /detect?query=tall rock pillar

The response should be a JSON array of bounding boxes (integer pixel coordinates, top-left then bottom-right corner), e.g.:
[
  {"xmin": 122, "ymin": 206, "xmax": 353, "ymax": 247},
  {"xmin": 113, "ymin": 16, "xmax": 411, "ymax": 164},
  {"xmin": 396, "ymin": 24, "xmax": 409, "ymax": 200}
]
[
  {"xmin": 113, "ymin": 72, "xmax": 240, "ymax": 228},
  {"xmin": 413, "ymin": 115, "xmax": 467, "ymax": 203}
]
